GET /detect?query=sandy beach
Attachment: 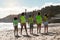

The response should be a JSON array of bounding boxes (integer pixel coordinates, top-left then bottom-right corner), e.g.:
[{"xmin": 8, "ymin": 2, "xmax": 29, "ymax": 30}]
[{"xmin": 0, "ymin": 23, "xmax": 60, "ymax": 40}]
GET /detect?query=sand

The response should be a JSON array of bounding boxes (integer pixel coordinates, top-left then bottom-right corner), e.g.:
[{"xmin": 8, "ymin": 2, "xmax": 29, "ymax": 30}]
[{"xmin": 0, "ymin": 23, "xmax": 60, "ymax": 40}]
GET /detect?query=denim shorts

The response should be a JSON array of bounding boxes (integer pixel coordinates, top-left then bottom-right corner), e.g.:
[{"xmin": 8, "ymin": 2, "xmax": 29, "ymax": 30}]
[{"xmin": 43, "ymin": 21, "xmax": 48, "ymax": 26}]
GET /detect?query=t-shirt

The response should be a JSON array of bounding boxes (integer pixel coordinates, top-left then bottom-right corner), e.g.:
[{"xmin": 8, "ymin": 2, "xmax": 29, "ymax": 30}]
[
  {"xmin": 20, "ymin": 16, "xmax": 26, "ymax": 23},
  {"xmin": 13, "ymin": 20, "xmax": 18, "ymax": 26},
  {"xmin": 28, "ymin": 17, "xmax": 33, "ymax": 23},
  {"xmin": 44, "ymin": 16, "xmax": 48, "ymax": 22},
  {"xmin": 36, "ymin": 15, "xmax": 42, "ymax": 24}
]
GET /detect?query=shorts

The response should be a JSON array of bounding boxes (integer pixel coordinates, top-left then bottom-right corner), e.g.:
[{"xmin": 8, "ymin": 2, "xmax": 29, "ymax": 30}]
[
  {"xmin": 14, "ymin": 25, "xmax": 18, "ymax": 30},
  {"xmin": 44, "ymin": 21, "xmax": 48, "ymax": 26},
  {"xmin": 30, "ymin": 23, "xmax": 33, "ymax": 29},
  {"xmin": 21, "ymin": 23, "xmax": 26, "ymax": 26}
]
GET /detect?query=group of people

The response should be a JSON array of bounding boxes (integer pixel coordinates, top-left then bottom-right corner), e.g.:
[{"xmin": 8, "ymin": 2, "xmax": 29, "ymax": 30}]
[{"xmin": 13, "ymin": 12, "xmax": 48, "ymax": 37}]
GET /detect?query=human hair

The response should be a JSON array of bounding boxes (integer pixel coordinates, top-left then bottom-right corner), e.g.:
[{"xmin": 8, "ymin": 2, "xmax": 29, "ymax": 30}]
[
  {"xmin": 21, "ymin": 13, "xmax": 24, "ymax": 16},
  {"xmin": 38, "ymin": 12, "xmax": 41, "ymax": 15},
  {"xmin": 45, "ymin": 14, "xmax": 48, "ymax": 17},
  {"xmin": 14, "ymin": 17, "xmax": 17, "ymax": 20}
]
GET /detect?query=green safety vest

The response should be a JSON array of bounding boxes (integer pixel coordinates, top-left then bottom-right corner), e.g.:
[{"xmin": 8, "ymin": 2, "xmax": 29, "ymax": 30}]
[
  {"xmin": 20, "ymin": 16, "xmax": 26, "ymax": 23},
  {"xmin": 28, "ymin": 17, "xmax": 33, "ymax": 23},
  {"xmin": 13, "ymin": 20, "xmax": 18, "ymax": 26},
  {"xmin": 36, "ymin": 15, "xmax": 42, "ymax": 24},
  {"xmin": 44, "ymin": 16, "xmax": 48, "ymax": 22}
]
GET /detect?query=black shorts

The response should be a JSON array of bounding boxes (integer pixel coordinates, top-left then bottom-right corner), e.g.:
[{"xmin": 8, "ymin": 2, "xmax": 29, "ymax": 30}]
[
  {"xmin": 14, "ymin": 25, "xmax": 18, "ymax": 30},
  {"xmin": 30, "ymin": 23, "xmax": 33, "ymax": 29}
]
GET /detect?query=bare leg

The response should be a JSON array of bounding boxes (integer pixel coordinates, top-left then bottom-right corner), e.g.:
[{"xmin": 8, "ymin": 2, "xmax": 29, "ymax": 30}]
[
  {"xmin": 30, "ymin": 24, "xmax": 31, "ymax": 34},
  {"xmin": 44, "ymin": 26, "xmax": 46, "ymax": 33},
  {"xmin": 30, "ymin": 24, "xmax": 33, "ymax": 34},
  {"xmin": 24, "ymin": 24, "xmax": 28, "ymax": 35},
  {"xmin": 37, "ymin": 25, "xmax": 39, "ymax": 34},
  {"xmin": 14, "ymin": 26, "xmax": 16, "ymax": 36},
  {"xmin": 30, "ymin": 28, "xmax": 33, "ymax": 34},
  {"xmin": 46, "ymin": 25, "xmax": 48, "ymax": 33},
  {"xmin": 32, "ymin": 28, "xmax": 33, "ymax": 34},
  {"xmin": 32, "ymin": 24, "xmax": 33, "ymax": 34},
  {"xmin": 21, "ymin": 24, "xmax": 23, "ymax": 35},
  {"xmin": 39, "ymin": 24, "xmax": 41, "ymax": 33},
  {"xmin": 30, "ymin": 29, "xmax": 31, "ymax": 34},
  {"xmin": 16, "ymin": 26, "xmax": 18, "ymax": 36},
  {"xmin": 44, "ymin": 25, "xmax": 48, "ymax": 33},
  {"xmin": 30, "ymin": 29, "xmax": 32, "ymax": 34},
  {"xmin": 14, "ymin": 30, "xmax": 15, "ymax": 36}
]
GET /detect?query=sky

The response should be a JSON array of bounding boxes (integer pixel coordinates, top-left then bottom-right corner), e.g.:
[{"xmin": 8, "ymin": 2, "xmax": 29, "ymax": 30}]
[{"xmin": 0, "ymin": 0, "xmax": 60, "ymax": 18}]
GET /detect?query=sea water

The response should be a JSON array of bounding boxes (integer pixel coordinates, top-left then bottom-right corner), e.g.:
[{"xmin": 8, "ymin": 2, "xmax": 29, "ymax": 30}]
[
  {"xmin": 0, "ymin": 23, "xmax": 37, "ymax": 31},
  {"xmin": 0, "ymin": 23, "xmax": 59, "ymax": 31}
]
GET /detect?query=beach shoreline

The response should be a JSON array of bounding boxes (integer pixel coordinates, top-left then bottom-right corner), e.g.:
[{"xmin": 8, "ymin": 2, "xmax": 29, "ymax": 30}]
[{"xmin": 0, "ymin": 23, "xmax": 60, "ymax": 40}]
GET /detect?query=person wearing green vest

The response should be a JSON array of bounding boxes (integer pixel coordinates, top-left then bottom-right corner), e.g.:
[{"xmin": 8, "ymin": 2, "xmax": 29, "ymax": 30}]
[
  {"xmin": 36, "ymin": 12, "xmax": 42, "ymax": 34},
  {"xmin": 20, "ymin": 13, "xmax": 28, "ymax": 35},
  {"xmin": 43, "ymin": 14, "xmax": 48, "ymax": 33},
  {"xmin": 13, "ymin": 17, "xmax": 18, "ymax": 37},
  {"xmin": 28, "ymin": 15, "xmax": 34, "ymax": 34}
]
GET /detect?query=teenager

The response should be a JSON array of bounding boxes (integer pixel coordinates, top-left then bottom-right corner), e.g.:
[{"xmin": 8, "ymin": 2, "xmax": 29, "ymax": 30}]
[
  {"xmin": 36, "ymin": 12, "xmax": 42, "ymax": 34},
  {"xmin": 28, "ymin": 15, "xmax": 34, "ymax": 34},
  {"xmin": 43, "ymin": 14, "xmax": 48, "ymax": 33},
  {"xmin": 20, "ymin": 13, "xmax": 28, "ymax": 35},
  {"xmin": 13, "ymin": 17, "xmax": 18, "ymax": 37}
]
